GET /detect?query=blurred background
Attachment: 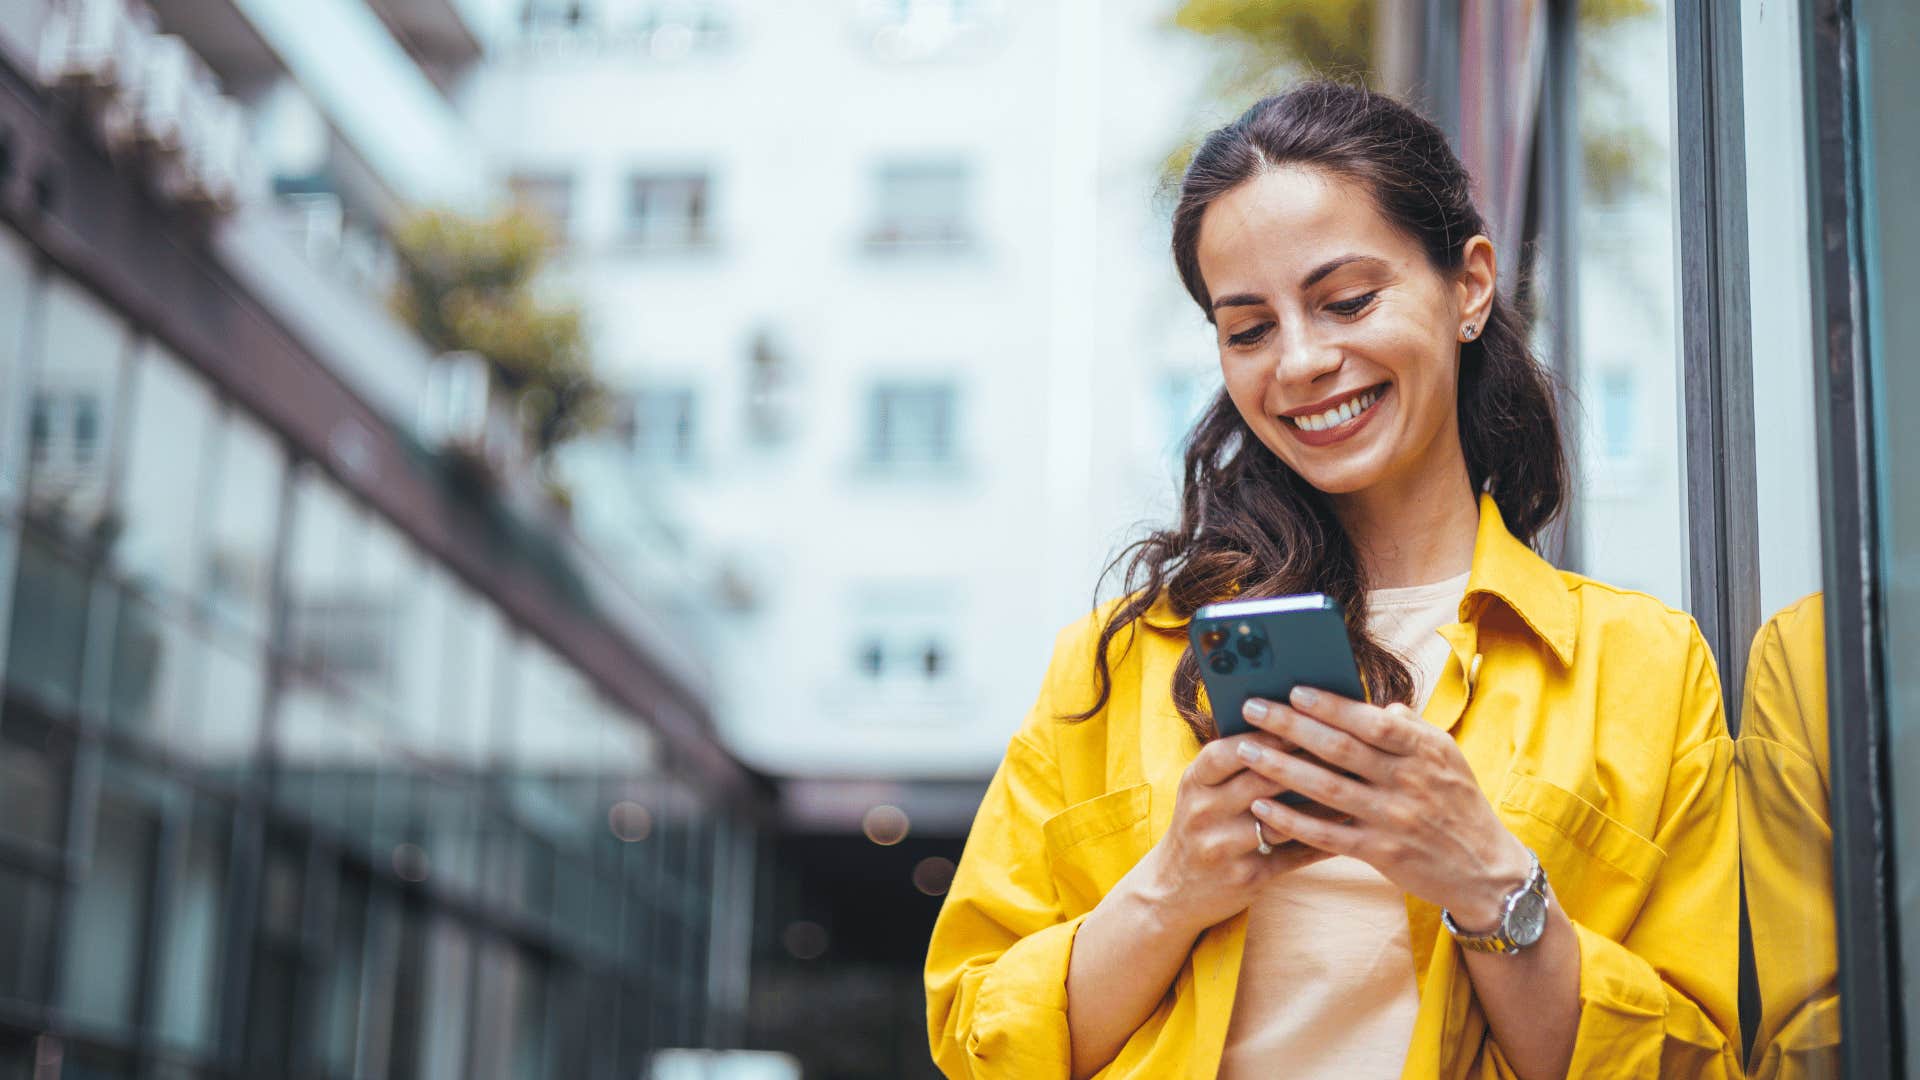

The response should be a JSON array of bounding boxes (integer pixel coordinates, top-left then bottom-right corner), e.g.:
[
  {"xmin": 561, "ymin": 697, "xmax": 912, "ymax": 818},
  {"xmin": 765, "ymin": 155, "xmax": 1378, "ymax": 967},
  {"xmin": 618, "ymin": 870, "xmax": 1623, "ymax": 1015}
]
[{"xmin": 0, "ymin": 0, "xmax": 1825, "ymax": 1078}]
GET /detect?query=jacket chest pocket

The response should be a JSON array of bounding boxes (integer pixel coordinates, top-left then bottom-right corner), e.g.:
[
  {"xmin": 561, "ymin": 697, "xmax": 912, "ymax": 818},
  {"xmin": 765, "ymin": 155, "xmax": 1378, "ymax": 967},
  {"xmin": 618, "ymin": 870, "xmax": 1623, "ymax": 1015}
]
[
  {"xmin": 1042, "ymin": 783, "xmax": 1153, "ymax": 918},
  {"xmin": 1496, "ymin": 771, "xmax": 1667, "ymax": 940}
]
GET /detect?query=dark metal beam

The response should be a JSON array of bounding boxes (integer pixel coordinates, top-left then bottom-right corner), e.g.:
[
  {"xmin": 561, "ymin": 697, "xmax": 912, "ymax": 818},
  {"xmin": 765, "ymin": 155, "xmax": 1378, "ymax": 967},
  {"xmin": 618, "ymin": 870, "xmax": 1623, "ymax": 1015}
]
[
  {"xmin": 1670, "ymin": 0, "xmax": 1760, "ymax": 725},
  {"xmin": 1799, "ymin": 0, "xmax": 1899, "ymax": 1074}
]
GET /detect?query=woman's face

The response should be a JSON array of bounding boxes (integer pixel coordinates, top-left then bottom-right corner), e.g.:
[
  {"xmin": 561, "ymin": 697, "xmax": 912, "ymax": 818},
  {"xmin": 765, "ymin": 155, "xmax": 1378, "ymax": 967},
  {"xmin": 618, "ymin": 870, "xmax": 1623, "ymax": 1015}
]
[{"xmin": 1194, "ymin": 166, "xmax": 1493, "ymax": 498}]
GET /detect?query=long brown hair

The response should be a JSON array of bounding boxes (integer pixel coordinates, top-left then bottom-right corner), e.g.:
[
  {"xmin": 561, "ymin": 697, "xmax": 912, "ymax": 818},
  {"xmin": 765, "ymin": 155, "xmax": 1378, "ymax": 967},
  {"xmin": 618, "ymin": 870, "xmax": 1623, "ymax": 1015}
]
[{"xmin": 1073, "ymin": 80, "xmax": 1566, "ymax": 742}]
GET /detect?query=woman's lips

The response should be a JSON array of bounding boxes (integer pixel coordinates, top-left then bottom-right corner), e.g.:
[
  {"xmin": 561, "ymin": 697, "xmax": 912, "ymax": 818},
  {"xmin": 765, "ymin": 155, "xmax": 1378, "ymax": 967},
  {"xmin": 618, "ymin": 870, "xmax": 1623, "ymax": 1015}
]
[{"xmin": 1281, "ymin": 384, "xmax": 1388, "ymax": 448}]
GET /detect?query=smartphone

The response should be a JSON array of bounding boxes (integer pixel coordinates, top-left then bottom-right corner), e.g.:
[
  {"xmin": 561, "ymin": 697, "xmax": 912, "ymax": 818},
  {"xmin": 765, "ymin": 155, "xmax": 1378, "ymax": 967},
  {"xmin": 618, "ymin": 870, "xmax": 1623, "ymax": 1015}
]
[
  {"xmin": 1190, "ymin": 594, "xmax": 1367, "ymax": 809},
  {"xmin": 1189, "ymin": 592, "xmax": 1367, "ymax": 753}
]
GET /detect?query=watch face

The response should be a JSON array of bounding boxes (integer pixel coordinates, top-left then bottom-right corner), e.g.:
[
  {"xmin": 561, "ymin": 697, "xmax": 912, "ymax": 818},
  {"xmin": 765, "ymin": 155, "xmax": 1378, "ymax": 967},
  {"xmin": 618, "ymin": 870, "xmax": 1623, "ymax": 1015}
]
[{"xmin": 1507, "ymin": 890, "xmax": 1549, "ymax": 947}]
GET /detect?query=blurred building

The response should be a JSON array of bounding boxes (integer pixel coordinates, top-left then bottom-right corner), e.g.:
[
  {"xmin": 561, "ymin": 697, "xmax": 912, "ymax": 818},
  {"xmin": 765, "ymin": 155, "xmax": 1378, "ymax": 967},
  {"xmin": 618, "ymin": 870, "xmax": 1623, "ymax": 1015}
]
[
  {"xmin": 0, "ymin": 1, "xmax": 770, "ymax": 1077},
  {"xmin": 461, "ymin": 3, "xmax": 1227, "ymax": 1072}
]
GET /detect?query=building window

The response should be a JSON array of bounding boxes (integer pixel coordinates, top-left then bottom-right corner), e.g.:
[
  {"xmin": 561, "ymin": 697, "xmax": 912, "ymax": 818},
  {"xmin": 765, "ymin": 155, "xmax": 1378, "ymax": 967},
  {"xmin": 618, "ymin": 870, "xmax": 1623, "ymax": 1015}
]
[
  {"xmin": 854, "ymin": 636, "xmax": 949, "ymax": 682},
  {"xmin": 507, "ymin": 172, "xmax": 575, "ymax": 244},
  {"xmin": 521, "ymin": 0, "xmax": 586, "ymax": 30},
  {"xmin": 626, "ymin": 173, "xmax": 712, "ymax": 250},
  {"xmin": 859, "ymin": 0, "xmax": 1000, "ymax": 61},
  {"xmin": 519, "ymin": 0, "xmax": 731, "ymax": 56},
  {"xmin": 25, "ymin": 390, "xmax": 108, "ymax": 470},
  {"xmin": 71, "ymin": 395, "xmax": 100, "ymax": 466},
  {"xmin": 615, "ymin": 387, "xmax": 698, "ymax": 465},
  {"xmin": 28, "ymin": 393, "xmax": 50, "ymax": 465},
  {"xmin": 865, "ymin": 382, "xmax": 955, "ymax": 467},
  {"xmin": 867, "ymin": 161, "xmax": 971, "ymax": 250}
]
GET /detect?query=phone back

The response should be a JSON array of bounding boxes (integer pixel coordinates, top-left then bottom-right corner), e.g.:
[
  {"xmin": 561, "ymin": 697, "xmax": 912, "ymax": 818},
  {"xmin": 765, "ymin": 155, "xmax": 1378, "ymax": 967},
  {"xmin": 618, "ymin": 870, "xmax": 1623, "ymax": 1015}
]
[{"xmin": 1188, "ymin": 594, "xmax": 1366, "ymax": 738}]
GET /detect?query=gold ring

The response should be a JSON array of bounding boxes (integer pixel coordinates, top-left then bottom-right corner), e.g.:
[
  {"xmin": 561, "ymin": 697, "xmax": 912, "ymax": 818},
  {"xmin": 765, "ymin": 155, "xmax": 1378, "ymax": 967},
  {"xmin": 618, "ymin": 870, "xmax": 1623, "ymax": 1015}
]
[{"xmin": 1253, "ymin": 818, "xmax": 1274, "ymax": 855}]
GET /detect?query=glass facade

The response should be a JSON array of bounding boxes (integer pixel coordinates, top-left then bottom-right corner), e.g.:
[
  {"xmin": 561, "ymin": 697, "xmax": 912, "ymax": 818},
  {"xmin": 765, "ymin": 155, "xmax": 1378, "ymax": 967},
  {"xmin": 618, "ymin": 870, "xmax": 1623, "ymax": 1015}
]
[{"xmin": 0, "ymin": 227, "xmax": 755, "ymax": 1078}]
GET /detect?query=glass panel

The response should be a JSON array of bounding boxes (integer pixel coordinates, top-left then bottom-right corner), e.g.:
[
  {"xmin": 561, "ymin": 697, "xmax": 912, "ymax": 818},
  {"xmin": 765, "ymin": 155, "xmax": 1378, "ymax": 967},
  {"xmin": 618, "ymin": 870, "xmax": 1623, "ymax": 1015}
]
[
  {"xmin": 0, "ymin": 706, "xmax": 73, "ymax": 850},
  {"xmin": 279, "ymin": 469, "xmax": 379, "ymax": 839},
  {"xmin": 106, "ymin": 591, "xmax": 202, "ymax": 746},
  {"xmin": 0, "ymin": 864, "xmax": 55, "ymax": 1004},
  {"xmin": 117, "ymin": 343, "xmax": 217, "ymax": 599},
  {"xmin": 469, "ymin": 939, "xmax": 524, "ymax": 1080},
  {"xmin": 384, "ymin": 901, "xmax": 428, "ymax": 1080},
  {"xmin": 285, "ymin": 469, "xmax": 375, "ymax": 692},
  {"xmin": 24, "ymin": 277, "xmax": 124, "ymax": 538},
  {"xmin": 60, "ymin": 762, "xmax": 163, "ymax": 1033},
  {"xmin": 194, "ymin": 628, "xmax": 266, "ymax": 768},
  {"xmin": 359, "ymin": 508, "xmax": 412, "ymax": 715},
  {"xmin": 6, "ymin": 499, "xmax": 94, "ymax": 716},
  {"xmin": 204, "ymin": 412, "xmax": 283, "ymax": 636},
  {"xmin": 1734, "ymin": 3, "xmax": 1840, "ymax": 1077},
  {"xmin": 1853, "ymin": 0, "xmax": 1920, "ymax": 1072},
  {"xmin": 440, "ymin": 581, "xmax": 503, "ymax": 766},
  {"xmin": 245, "ymin": 841, "xmax": 304, "ymax": 1076},
  {"xmin": 392, "ymin": 559, "xmax": 451, "ymax": 757},
  {"xmin": 320, "ymin": 870, "xmax": 371, "ymax": 1076},
  {"xmin": 155, "ymin": 803, "xmax": 228, "ymax": 1052},
  {"xmin": 1568, "ymin": 0, "xmax": 1684, "ymax": 605},
  {"xmin": 0, "ymin": 229, "xmax": 36, "ymax": 505},
  {"xmin": 417, "ymin": 916, "xmax": 473, "ymax": 1080}
]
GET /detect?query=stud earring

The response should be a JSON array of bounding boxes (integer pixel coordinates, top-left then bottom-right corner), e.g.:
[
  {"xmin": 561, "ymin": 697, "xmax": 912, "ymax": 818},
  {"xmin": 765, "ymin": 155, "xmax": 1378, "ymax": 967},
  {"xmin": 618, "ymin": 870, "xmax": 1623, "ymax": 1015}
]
[{"xmin": 1462, "ymin": 323, "xmax": 1477, "ymax": 341}]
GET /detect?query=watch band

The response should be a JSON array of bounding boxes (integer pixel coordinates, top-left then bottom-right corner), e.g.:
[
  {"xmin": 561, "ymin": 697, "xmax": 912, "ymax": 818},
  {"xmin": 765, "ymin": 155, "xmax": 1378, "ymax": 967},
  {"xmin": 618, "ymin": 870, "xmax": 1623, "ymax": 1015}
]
[{"xmin": 1441, "ymin": 847, "xmax": 1549, "ymax": 955}]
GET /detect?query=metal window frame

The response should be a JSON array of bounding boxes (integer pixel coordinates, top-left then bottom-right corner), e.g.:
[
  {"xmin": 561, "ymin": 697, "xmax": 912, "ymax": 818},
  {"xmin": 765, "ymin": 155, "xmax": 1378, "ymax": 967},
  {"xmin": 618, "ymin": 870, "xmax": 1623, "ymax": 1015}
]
[
  {"xmin": 1799, "ymin": 0, "xmax": 1901, "ymax": 1073},
  {"xmin": 1670, "ymin": 0, "xmax": 1760, "ymax": 721}
]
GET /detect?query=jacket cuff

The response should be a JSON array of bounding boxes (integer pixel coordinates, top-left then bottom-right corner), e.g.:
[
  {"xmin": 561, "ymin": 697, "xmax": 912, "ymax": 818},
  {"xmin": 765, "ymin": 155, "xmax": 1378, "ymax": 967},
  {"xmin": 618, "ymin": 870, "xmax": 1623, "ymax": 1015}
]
[
  {"xmin": 1564, "ymin": 920, "xmax": 1668, "ymax": 1077},
  {"xmin": 966, "ymin": 913, "xmax": 1092, "ymax": 1073}
]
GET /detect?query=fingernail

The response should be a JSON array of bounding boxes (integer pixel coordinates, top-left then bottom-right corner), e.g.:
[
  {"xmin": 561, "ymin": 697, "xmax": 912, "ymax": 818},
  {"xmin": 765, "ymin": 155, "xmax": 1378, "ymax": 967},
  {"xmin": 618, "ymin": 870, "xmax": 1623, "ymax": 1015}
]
[
  {"xmin": 1290, "ymin": 685, "xmax": 1319, "ymax": 708},
  {"xmin": 1251, "ymin": 798, "xmax": 1277, "ymax": 816},
  {"xmin": 1242, "ymin": 699, "xmax": 1269, "ymax": 721},
  {"xmin": 1235, "ymin": 742, "xmax": 1269, "ymax": 765}
]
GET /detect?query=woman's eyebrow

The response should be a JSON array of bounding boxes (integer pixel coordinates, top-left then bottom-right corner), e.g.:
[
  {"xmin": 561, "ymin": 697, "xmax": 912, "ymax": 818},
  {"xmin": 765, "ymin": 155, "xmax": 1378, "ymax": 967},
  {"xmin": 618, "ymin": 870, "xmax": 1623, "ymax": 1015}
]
[
  {"xmin": 1210, "ymin": 254, "xmax": 1390, "ymax": 312},
  {"xmin": 1301, "ymin": 253, "xmax": 1387, "ymax": 289}
]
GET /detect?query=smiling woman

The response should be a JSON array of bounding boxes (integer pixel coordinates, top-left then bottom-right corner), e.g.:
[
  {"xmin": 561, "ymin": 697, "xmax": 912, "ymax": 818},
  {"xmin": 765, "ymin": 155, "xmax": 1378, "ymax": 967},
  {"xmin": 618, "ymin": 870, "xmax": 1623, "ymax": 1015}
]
[{"xmin": 925, "ymin": 81, "xmax": 1740, "ymax": 1080}]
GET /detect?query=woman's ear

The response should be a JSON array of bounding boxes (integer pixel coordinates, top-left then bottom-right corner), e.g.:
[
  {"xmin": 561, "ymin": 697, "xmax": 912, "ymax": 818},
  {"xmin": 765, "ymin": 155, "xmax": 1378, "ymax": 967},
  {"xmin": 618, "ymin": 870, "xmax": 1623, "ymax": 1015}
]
[{"xmin": 1455, "ymin": 235, "xmax": 1498, "ymax": 336}]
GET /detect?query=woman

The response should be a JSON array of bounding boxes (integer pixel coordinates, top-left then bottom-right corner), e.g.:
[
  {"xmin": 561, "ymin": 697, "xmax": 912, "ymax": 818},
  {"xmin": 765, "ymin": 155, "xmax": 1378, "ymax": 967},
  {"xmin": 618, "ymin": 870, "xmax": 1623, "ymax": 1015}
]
[{"xmin": 924, "ymin": 82, "xmax": 1739, "ymax": 1079}]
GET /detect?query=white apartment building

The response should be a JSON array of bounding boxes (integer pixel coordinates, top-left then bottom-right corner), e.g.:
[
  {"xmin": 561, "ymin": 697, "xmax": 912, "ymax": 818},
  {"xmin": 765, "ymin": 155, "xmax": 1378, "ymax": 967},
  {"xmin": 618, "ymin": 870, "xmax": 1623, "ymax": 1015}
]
[{"xmin": 464, "ymin": 0, "xmax": 1224, "ymax": 784}]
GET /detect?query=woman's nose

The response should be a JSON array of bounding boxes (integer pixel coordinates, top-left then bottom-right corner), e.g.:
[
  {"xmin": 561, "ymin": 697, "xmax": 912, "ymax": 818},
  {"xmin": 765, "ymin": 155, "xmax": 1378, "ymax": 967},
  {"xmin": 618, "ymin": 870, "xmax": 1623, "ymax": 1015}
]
[{"xmin": 1272, "ymin": 323, "xmax": 1343, "ymax": 387}]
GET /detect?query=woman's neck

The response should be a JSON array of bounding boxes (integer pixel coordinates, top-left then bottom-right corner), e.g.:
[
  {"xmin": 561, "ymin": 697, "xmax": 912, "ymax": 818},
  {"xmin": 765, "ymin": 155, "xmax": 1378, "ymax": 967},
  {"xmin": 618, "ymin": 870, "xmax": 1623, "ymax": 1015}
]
[{"xmin": 1332, "ymin": 443, "xmax": 1480, "ymax": 590}]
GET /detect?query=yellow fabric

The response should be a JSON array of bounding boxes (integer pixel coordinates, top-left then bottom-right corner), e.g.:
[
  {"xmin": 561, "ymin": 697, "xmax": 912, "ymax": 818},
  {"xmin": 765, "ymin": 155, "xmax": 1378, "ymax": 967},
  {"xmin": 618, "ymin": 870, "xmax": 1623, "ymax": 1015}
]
[
  {"xmin": 1736, "ymin": 593, "xmax": 1839, "ymax": 1080},
  {"xmin": 925, "ymin": 493, "xmax": 1741, "ymax": 1079}
]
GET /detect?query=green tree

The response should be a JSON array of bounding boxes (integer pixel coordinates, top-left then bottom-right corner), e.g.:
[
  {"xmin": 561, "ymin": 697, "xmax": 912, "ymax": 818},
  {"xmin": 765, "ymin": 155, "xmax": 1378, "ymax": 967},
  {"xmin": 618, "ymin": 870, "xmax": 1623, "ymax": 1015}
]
[
  {"xmin": 388, "ymin": 208, "xmax": 609, "ymax": 463},
  {"xmin": 1171, "ymin": 0, "xmax": 1372, "ymax": 106},
  {"xmin": 1167, "ymin": 0, "xmax": 1663, "ymax": 205}
]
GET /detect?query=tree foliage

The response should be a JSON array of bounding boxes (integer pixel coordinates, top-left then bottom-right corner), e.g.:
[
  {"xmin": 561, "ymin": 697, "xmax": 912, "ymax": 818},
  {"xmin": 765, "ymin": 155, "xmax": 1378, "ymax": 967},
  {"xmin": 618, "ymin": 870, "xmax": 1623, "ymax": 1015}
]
[
  {"xmin": 1167, "ymin": 0, "xmax": 1664, "ymax": 206},
  {"xmin": 389, "ymin": 208, "xmax": 609, "ymax": 459}
]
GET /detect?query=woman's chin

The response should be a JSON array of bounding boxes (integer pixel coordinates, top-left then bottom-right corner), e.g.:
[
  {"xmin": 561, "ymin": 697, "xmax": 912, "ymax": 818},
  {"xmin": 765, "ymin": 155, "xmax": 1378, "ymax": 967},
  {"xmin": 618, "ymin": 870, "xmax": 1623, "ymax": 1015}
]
[{"xmin": 1285, "ymin": 450, "xmax": 1395, "ymax": 497}]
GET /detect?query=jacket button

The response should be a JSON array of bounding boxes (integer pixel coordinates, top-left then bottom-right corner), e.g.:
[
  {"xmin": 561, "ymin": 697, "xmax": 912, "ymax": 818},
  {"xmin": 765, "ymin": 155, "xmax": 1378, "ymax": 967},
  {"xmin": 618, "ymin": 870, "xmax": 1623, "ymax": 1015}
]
[{"xmin": 1467, "ymin": 653, "xmax": 1483, "ymax": 692}]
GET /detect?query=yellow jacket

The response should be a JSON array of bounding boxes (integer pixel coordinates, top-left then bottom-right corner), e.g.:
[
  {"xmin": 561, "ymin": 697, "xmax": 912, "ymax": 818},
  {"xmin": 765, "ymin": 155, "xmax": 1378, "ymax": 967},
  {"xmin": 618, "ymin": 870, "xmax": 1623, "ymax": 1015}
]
[
  {"xmin": 926, "ymin": 494, "xmax": 1740, "ymax": 1078},
  {"xmin": 1736, "ymin": 593, "xmax": 1838, "ymax": 1079}
]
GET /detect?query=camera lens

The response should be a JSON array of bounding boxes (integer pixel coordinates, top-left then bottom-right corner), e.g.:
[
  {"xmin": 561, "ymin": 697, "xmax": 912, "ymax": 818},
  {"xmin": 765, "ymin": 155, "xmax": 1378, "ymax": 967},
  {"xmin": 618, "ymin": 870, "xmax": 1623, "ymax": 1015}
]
[
  {"xmin": 1209, "ymin": 650, "xmax": 1237, "ymax": 676},
  {"xmin": 1200, "ymin": 627, "xmax": 1226, "ymax": 651},
  {"xmin": 1236, "ymin": 633, "xmax": 1267, "ymax": 660}
]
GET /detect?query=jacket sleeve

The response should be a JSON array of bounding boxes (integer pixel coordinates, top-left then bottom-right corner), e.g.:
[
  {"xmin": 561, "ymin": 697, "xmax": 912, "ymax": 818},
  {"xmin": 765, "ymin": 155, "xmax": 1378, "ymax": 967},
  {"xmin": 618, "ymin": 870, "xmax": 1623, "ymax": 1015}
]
[
  {"xmin": 925, "ymin": 627, "xmax": 1086, "ymax": 1079},
  {"xmin": 1557, "ymin": 627, "xmax": 1743, "ymax": 1079}
]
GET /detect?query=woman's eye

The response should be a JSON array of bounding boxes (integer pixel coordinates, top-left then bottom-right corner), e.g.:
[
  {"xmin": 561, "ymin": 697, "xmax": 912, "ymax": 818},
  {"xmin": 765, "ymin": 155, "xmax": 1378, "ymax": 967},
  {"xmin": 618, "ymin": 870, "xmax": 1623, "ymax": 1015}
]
[
  {"xmin": 1327, "ymin": 291, "xmax": 1378, "ymax": 317},
  {"xmin": 1226, "ymin": 322, "xmax": 1272, "ymax": 347}
]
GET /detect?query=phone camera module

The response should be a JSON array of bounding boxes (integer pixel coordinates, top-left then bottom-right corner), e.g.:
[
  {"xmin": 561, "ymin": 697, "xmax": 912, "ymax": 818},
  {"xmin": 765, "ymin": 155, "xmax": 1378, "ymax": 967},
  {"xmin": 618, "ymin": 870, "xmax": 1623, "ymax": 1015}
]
[
  {"xmin": 1200, "ymin": 627, "xmax": 1227, "ymax": 651},
  {"xmin": 1208, "ymin": 650, "xmax": 1238, "ymax": 676},
  {"xmin": 1235, "ymin": 632, "xmax": 1267, "ymax": 660}
]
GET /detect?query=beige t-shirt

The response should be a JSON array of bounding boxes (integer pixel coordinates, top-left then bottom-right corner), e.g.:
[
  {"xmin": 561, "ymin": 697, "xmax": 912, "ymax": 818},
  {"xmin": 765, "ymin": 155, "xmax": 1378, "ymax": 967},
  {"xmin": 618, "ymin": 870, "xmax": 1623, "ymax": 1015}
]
[{"xmin": 1216, "ymin": 571, "xmax": 1470, "ymax": 1079}]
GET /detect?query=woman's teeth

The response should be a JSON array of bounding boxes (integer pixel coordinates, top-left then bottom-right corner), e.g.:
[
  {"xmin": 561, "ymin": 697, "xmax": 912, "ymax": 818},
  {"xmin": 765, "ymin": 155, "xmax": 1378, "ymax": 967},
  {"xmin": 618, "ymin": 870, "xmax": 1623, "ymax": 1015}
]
[{"xmin": 1289, "ymin": 387, "xmax": 1382, "ymax": 432}]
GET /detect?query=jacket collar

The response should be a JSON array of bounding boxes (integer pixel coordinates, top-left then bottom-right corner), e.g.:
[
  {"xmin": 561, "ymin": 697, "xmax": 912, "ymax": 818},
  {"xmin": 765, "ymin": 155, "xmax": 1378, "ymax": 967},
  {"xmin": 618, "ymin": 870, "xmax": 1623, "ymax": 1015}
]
[{"xmin": 1461, "ymin": 492, "xmax": 1576, "ymax": 666}]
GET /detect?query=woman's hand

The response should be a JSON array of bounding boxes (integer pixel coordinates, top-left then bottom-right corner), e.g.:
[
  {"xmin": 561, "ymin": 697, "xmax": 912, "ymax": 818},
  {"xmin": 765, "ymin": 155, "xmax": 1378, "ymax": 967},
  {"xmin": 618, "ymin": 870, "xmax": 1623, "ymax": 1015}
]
[
  {"xmin": 1235, "ymin": 685, "xmax": 1532, "ymax": 931},
  {"xmin": 1135, "ymin": 729, "xmax": 1339, "ymax": 939}
]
